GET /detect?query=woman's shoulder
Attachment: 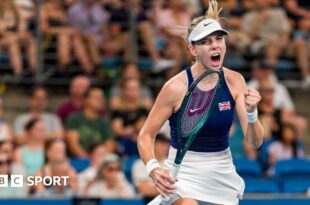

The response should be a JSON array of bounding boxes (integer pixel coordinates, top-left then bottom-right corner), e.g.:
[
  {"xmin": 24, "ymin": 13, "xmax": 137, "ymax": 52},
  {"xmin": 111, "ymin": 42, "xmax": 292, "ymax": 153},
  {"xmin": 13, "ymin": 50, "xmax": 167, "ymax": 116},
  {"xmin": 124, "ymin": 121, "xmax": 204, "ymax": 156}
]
[
  {"xmin": 223, "ymin": 67, "xmax": 246, "ymax": 88},
  {"xmin": 163, "ymin": 70, "xmax": 187, "ymax": 92}
]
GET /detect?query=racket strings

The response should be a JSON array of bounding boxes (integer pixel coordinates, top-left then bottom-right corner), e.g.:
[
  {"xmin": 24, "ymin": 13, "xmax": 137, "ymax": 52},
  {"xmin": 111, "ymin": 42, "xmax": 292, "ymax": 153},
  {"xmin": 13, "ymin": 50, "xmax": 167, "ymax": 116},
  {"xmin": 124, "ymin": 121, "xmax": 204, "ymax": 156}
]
[
  {"xmin": 180, "ymin": 88, "xmax": 216, "ymax": 136},
  {"xmin": 196, "ymin": 73, "xmax": 219, "ymax": 91}
]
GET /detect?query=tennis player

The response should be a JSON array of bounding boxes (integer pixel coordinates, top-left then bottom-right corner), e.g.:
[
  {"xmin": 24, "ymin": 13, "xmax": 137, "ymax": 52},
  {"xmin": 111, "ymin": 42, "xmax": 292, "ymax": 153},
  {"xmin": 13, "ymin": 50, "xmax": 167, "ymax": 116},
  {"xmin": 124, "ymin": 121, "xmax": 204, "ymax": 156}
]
[{"xmin": 137, "ymin": 0, "xmax": 264, "ymax": 204}]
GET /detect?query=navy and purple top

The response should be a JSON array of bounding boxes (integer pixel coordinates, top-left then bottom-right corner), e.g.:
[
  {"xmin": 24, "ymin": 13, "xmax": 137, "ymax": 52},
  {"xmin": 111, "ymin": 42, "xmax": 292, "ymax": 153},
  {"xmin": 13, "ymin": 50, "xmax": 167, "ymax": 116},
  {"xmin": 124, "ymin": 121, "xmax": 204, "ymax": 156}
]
[{"xmin": 169, "ymin": 67, "xmax": 235, "ymax": 152}]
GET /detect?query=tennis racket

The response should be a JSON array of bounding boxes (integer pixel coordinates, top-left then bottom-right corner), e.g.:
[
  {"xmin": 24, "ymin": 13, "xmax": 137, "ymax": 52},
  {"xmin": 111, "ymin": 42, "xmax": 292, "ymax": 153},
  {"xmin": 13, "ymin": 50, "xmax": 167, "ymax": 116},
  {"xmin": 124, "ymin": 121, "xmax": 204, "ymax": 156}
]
[{"xmin": 162, "ymin": 69, "xmax": 222, "ymax": 202}]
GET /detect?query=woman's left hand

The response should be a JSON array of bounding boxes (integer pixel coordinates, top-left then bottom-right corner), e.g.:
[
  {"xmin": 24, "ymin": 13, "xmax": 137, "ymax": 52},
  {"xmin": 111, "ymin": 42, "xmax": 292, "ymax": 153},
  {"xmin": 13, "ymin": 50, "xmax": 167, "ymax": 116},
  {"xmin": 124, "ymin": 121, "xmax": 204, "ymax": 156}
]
[{"xmin": 244, "ymin": 88, "xmax": 261, "ymax": 113}]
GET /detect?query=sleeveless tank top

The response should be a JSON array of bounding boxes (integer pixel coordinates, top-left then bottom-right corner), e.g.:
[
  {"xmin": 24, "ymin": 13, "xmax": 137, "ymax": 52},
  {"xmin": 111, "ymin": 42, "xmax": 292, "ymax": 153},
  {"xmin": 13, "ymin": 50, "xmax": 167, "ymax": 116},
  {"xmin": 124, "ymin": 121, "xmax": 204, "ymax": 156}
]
[{"xmin": 168, "ymin": 67, "xmax": 235, "ymax": 152}]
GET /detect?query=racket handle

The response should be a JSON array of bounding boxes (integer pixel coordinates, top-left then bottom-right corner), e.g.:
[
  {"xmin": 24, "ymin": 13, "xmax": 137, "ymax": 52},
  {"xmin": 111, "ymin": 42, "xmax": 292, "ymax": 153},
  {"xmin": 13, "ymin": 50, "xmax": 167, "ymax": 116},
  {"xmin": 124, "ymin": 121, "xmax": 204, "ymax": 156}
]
[
  {"xmin": 169, "ymin": 163, "xmax": 180, "ymax": 179},
  {"xmin": 160, "ymin": 163, "xmax": 180, "ymax": 202}
]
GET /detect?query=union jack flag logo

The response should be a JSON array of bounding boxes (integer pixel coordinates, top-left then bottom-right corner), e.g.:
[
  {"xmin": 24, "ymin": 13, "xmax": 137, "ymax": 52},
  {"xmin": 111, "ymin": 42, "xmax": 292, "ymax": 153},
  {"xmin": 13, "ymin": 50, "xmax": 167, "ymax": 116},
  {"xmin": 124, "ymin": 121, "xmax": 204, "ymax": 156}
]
[{"xmin": 218, "ymin": 101, "xmax": 231, "ymax": 111}]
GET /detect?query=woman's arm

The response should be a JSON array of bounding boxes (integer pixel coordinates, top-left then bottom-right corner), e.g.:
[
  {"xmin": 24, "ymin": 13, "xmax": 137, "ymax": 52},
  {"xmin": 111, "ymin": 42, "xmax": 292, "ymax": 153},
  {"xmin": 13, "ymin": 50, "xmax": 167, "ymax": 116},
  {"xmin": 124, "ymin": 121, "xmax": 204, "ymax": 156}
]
[
  {"xmin": 137, "ymin": 78, "xmax": 185, "ymax": 196},
  {"xmin": 234, "ymin": 73, "xmax": 264, "ymax": 148},
  {"xmin": 138, "ymin": 82, "xmax": 175, "ymax": 165}
]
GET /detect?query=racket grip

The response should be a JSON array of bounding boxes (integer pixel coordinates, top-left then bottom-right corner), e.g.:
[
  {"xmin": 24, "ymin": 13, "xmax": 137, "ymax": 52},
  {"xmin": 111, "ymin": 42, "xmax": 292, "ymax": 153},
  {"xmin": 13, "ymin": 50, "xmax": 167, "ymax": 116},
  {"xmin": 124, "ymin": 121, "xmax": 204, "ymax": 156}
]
[
  {"xmin": 169, "ymin": 163, "xmax": 180, "ymax": 179},
  {"xmin": 161, "ymin": 163, "xmax": 180, "ymax": 202}
]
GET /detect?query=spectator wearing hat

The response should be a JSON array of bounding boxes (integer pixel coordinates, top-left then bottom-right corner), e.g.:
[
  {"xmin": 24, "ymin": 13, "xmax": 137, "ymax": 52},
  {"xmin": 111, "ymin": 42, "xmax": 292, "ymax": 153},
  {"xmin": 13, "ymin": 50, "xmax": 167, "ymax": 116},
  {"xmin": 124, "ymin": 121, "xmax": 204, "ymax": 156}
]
[{"xmin": 85, "ymin": 156, "xmax": 136, "ymax": 198}]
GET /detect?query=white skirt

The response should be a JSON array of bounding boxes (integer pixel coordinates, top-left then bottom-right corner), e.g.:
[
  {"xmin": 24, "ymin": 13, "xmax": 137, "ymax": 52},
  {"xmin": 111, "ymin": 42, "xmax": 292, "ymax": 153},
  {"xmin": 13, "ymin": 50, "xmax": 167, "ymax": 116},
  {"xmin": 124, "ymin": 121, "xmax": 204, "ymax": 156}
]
[{"xmin": 149, "ymin": 147, "xmax": 245, "ymax": 205}]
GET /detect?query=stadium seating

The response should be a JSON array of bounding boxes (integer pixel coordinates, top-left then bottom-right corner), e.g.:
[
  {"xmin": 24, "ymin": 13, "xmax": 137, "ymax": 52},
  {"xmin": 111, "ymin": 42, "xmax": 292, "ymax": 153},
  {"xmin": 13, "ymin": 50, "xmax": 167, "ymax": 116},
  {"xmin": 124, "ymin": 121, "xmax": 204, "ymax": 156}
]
[
  {"xmin": 281, "ymin": 179, "xmax": 310, "ymax": 193},
  {"xmin": 244, "ymin": 178, "xmax": 280, "ymax": 193},
  {"xmin": 274, "ymin": 159, "xmax": 310, "ymax": 179},
  {"xmin": 234, "ymin": 158, "xmax": 262, "ymax": 179},
  {"xmin": 70, "ymin": 158, "xmax": 90, "ymax": 173},
  {"xmin": 123, "ymin": 155, "xmax": 140, "ymax": 183}
]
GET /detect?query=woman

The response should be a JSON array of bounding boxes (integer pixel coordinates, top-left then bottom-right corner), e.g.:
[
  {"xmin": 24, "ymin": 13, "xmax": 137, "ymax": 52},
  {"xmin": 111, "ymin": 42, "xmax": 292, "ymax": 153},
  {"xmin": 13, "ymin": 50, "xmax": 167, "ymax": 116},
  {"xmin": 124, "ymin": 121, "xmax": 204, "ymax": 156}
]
[
  {"xmin": 14, "ymin": 118, "xmax": 45, "ymax": 176},
  {"xmin": 137, "ymin": 1, "xmax": 264, "ymax": 204},
  {"xmin": 154, "ymin": 0, "xmax": 193, "ymax": 77},
  {"xmin": 85, "ymin": 156, "xmax": 136, "ymax": 198},
  {"xmin": 257, "ymin": 80, "xmax": 290, "ymax": 140},
  {"xmin": 0, "ymin": 0, "xmax": 37, "ymax": 75},
  {"xmin": 109, "ymin": 63, "xmax": 153, "ymax": 111},
  {"xmin": 112, "ymin": 78, "xmax": 148, "ymax": 157},
  {"xmin": 34, "ymin": 139, "xmax": 77, "ymax": 194},
  {"xmin": 40, "ymin": 0, "xmax": 93, "ymax": 74},
  {"xmin": 267, "ymin": 123, "xmax": 305, "ymax": 176}
]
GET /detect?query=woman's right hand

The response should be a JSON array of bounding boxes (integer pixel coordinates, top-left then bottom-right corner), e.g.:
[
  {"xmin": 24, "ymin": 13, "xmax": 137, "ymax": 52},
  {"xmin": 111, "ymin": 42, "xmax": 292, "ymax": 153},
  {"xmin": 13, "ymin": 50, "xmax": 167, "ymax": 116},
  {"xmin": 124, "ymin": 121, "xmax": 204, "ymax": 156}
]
[{"xmin": 150, "ymin": 167, "xmax": 177, "ymax": 197}]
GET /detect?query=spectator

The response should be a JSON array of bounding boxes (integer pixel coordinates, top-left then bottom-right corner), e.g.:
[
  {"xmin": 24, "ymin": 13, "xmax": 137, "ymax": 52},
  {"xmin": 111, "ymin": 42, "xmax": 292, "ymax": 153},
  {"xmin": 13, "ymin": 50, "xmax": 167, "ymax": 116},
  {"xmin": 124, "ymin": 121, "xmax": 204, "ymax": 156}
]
[
  {"xmin": 132, "ymin": 134, "xmax": 169, "ymax": 204},
  {"xmin": 40, "ymin": 0, "xmax": 93, "ymax": 74},
  {"xmin": 34, "ymin": 139, "xmax": 78, "ymax": 194},
  {"xmin": 249, "ymin": 61, "xmax": 308, "ymax": 139},
  {"xmin": 284, "ymin": 0, "xmax": 310, "ymax": 29},
  {"xmin": 105, "ymin": 0, "xmax": 175, "ymax": 72},
  {"xmin": 109, "ymin": 63, "xmax": 153, "ymax": 110},
  {"xmin": 267, "ymin": 123, "xmax": 305, "ymax": 176},
  {"xmin": 13, "ymin": 86, "xmax": 63, "ymax": 145},
  {"xmin": 247, "ymin": 59, "xmax": 295, "ymax": 112},
  {"xmin": 57, "ymin": 75, "xmax": 91, "ymax": 124},
  {"xmin": 257, "ymin": 80, "xmax": 290, "ymax": 140},
  {"xmin": 14, "ymin": 118, "xmax": 45, "ymax": 176},
  {"xmin": 0, "ymin": 98, "xmax": 13, "ymax": 141},
  {"xmin": 241, "ymin": 0, "xmax": 310, "ymax": 84},
  {"xmin": 78, "ymin": 142, "xmax": 117, "ymax": 195},
  {"xmin": 0, "ymin": 140, "xmax": 27, "ymax": 176},
  {"xmin": 283, "ymin": 0, "xmax": 310, "ymax": 86},
  {"xmin": 34, "ymin": 159, "xmax": 76, "ymax": 197},
  {"xmin": 0, "ymin": 0, "xmax": 37, "ymax": 76},
  {"xmin": 111, "ymin": 78, "xmax": 148, "ymax": 157},
  {"xmin": 0, "ymin": 152, "xmax": 28, "ymax": 197},
  {"xmin": 68, "ymin": 0, "xmax": 109, "ymax": 68},
  {"xmin": 154, "ymin": 0, "xmax": 193, "ymax": 77},
  {"xmin": 65, "ymin": 87, "xmax": 115, "ymax": 157},
  {"xmin": 85, "ymin": 156, "xmax": 136, "ymax": 198}
]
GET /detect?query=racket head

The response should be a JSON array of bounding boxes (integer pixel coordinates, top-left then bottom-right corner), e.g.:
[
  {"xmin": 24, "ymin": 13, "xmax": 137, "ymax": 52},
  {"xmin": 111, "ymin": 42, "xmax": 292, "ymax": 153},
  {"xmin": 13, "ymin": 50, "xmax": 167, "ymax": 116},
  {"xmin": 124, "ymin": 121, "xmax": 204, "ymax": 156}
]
[{"xmin": 176, "ymin": 69, "xmax": 222, "ymax": 138}]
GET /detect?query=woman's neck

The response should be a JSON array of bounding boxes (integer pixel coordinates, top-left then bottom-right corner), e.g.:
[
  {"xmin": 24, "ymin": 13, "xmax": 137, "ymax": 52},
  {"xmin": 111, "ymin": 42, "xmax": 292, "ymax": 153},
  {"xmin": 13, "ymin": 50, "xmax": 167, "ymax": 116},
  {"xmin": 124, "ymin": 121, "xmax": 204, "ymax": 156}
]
[
  {"xmin": 192, "ymin": 62, "xmax": 209, "ymax": 78},
  {"xmin": 27, "ymin": 140, "xmax": 43, "ymax": 149}
]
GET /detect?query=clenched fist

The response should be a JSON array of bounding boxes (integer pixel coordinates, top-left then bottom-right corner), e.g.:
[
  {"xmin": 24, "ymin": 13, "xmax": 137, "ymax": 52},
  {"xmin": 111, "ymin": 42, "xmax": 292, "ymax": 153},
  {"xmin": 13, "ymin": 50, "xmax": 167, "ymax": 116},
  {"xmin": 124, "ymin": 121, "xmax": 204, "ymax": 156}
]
[{"xmin": 244, "ymin": 88, "xmax": 261, "ymax": 113}]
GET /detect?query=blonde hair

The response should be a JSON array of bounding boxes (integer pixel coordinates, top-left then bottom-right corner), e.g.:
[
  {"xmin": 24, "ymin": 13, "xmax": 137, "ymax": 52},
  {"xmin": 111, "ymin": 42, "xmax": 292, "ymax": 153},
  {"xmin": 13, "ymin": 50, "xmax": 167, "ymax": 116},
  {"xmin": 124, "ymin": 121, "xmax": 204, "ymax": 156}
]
[{"xmin": 186, "ymin": 0, "xmax": 221, "ymax": 40}]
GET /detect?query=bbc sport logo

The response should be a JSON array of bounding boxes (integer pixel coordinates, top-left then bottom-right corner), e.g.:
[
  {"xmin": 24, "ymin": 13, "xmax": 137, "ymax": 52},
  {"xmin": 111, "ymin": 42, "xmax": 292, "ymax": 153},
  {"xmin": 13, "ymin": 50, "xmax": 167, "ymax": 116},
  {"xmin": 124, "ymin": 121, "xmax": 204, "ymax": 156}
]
[{"xmin": 0, "ymin": 175, "xmax": 69, "ymax": 187}]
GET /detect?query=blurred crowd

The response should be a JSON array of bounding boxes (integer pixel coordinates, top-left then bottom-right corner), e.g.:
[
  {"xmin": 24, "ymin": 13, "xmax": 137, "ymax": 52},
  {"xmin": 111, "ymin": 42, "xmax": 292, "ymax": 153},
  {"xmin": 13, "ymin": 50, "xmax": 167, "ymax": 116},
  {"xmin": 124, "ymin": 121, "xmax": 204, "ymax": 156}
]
[
  {"xmin": 0, "ymin": 0, "xmax": 310, "ymax": 83},
  {"xmin": 0, "ymin": 0, "xmax": 309, "ymax": 202},
  {"xmin": 0, "ymin": 63, "xmax": 308, "ymax": 201}
]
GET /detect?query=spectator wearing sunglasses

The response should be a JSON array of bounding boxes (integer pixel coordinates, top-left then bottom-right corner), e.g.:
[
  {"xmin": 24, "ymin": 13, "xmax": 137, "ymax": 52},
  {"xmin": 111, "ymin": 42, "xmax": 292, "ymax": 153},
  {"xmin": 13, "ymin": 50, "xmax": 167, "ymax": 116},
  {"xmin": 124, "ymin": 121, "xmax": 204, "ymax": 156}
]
[{"xmin": 85, "ymin": 155, "xmax": 136, "ymax": 198}]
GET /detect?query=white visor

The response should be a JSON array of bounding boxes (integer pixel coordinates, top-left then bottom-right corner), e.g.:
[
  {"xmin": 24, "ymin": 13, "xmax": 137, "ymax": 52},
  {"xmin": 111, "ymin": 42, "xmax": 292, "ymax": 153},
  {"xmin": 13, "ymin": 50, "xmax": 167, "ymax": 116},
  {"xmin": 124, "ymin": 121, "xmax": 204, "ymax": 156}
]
[{"xmin": 188, "ymin": 19, "xmax": 228, "ymax": 43}]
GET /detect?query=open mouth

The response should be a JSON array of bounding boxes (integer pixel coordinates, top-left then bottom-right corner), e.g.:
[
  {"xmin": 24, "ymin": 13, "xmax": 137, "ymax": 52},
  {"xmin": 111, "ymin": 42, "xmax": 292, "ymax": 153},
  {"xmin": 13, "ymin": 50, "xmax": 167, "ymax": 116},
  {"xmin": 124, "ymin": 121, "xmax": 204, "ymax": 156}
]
[{"xmin": 211, "ymin": 53, "xmax": 221, "ymax": 64}]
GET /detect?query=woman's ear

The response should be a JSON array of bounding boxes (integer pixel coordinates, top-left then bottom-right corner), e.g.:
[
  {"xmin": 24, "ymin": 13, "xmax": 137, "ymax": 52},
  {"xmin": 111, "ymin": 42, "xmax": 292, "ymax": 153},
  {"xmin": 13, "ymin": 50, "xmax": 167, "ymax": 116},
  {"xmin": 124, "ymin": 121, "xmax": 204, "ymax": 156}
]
[{"xmin": 188, "ymin": 44, "xmax": 197, "ymax": 58}]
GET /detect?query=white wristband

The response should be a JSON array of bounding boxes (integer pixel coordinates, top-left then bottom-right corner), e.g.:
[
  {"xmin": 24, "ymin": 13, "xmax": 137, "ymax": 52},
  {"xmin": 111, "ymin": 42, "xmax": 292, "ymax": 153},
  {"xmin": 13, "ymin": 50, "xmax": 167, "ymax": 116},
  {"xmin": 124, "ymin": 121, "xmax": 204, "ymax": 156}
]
[
  {"xmin": 246, "ymin": 108, "xmax": 258, "ymax": 123},
  {"xmin": 145, "ymin": 159, "xmax": 160, "ymax": 177}
]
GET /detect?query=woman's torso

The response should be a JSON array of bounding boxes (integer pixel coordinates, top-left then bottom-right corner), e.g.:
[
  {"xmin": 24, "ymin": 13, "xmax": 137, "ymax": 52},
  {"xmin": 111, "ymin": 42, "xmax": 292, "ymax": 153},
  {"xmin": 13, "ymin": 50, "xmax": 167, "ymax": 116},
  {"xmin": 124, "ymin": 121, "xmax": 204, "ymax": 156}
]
[
  {"xmin": 21, "ymin": 145, "xmax": 44, "ymax": 176},
  {"xmin": 169, "ymin": 67, "xmax": 236, "ymax": 152}
]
